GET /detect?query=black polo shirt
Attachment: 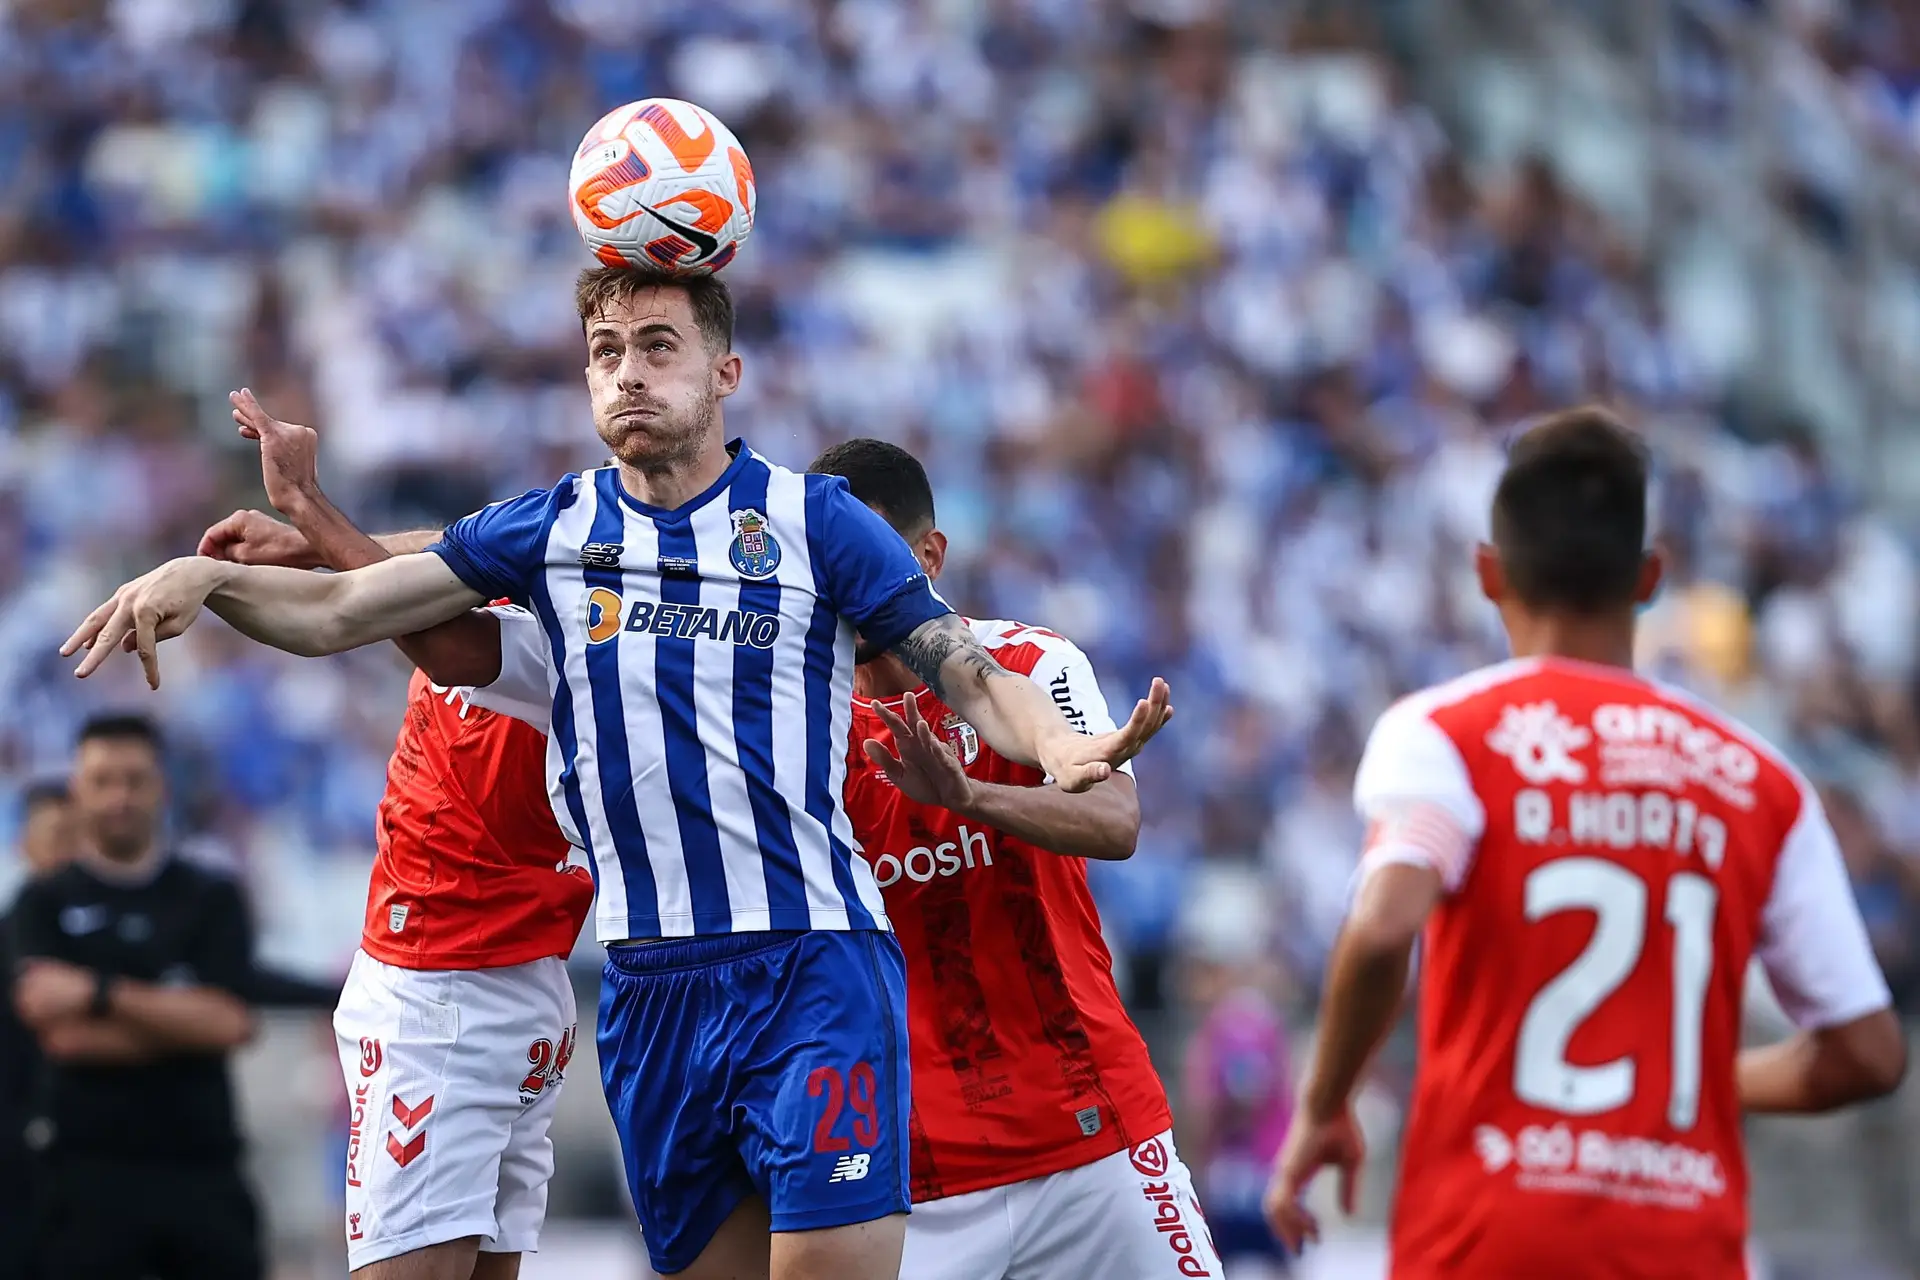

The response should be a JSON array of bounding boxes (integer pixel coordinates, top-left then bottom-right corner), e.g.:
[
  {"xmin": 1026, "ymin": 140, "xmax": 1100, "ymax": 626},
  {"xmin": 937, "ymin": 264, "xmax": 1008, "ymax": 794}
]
[{"xmin": 7, "ymin": 857, "xmax": 253, "ymax": 1163}]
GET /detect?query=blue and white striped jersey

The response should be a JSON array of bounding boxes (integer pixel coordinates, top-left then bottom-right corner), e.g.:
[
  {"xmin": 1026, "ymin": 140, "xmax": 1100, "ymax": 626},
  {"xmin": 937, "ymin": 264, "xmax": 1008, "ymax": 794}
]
[{"xmin": 429, "ymin": 442, "xmax": 950, "ymax": 941}]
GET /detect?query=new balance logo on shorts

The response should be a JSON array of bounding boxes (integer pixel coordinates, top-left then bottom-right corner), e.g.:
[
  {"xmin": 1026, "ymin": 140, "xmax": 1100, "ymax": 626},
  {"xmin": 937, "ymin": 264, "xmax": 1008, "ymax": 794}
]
[{"xmin": 829, "ymin": 1154, "xmax": 871, "ymax": 1183}]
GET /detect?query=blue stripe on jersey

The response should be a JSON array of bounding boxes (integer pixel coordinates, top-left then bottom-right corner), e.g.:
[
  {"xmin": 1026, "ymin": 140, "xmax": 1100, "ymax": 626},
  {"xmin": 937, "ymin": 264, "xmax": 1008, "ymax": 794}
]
[
  {"xmin": 585, "ymin": 470, "xmax": 661, "ymax": 937},
  {"xmin": 803, "ymin": 481, "xmax": 879, "ymax": 932},
  {"xmin": 726, "ymin": 462, "xmax": 812, "ymax": 931},
  {"xmin": 652, "ymin": 508, "xmax": 732, "ymax": 933},
  {"xmin": 522, "ymin": 484, "xmax": 601, "ymax": 893}
]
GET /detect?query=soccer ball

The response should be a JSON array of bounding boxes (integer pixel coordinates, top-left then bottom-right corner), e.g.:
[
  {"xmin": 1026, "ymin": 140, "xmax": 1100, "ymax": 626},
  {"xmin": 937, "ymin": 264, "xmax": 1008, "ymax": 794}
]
[{"xmin": 568, "ymin": 98, "xmax": 756, "ymax": 276}]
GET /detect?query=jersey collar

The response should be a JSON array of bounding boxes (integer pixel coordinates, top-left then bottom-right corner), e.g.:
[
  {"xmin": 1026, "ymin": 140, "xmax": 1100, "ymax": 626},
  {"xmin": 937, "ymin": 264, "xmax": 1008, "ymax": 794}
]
[{"xmin": 608, "ymin": 438, "xmax": 752, "ymax": 522}]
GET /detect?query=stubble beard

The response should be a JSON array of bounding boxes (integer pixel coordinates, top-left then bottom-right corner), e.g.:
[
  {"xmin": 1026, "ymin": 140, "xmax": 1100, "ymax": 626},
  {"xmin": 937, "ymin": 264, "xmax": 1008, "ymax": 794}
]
[{"xmin": 601, "ymin": 391, "xmax": 717, "ymax": 475}]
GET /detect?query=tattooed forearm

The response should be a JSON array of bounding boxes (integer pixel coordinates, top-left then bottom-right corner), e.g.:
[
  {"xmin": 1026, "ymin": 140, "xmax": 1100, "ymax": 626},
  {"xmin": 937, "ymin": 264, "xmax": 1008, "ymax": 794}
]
[{"xmin": 893, "ymin": 614, "xmax": 1011, "ymax": 702}]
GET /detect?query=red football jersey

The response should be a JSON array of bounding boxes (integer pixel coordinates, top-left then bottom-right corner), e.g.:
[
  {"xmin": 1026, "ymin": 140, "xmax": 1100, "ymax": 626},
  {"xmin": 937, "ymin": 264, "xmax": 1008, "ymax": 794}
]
[
  {"xmin": 845, "ymin": 618, "xmax": 1174, "ymax": 1201},
  {"xmin": 361, "ymin": 669, "xmax": 592, "ymax": 970},
  {"xmin": 1353, "ymin": 657, "xmax": 1889, "ymax": 1279}
]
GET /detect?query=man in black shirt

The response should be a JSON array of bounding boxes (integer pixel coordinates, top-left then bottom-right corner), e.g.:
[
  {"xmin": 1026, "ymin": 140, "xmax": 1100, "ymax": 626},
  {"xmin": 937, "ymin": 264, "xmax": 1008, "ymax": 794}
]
[
  {"xmin": 8, "ymin": 715, "xmax": 262, "ymax": 1279},
  {"xmin": 1, "ymin": 781, "xmax": 77, "ymax": 1280}
]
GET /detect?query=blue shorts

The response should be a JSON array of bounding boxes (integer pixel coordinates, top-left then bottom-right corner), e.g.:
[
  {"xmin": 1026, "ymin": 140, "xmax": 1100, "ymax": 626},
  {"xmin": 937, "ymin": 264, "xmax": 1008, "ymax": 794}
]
[{"xmin": 598, "ymin": 929, "xmax": 911, "ymax": 1275}]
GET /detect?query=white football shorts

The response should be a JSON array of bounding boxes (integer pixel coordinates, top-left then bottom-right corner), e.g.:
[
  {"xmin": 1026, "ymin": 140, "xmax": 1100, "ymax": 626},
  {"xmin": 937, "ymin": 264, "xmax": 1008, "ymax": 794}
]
[
  {"xmin": 332, "ymin": 949, "xmax": 577, "ymax": 1271},
  {"xmin": 899, "ymin": 1129, "xmax": 1224, "ymax": 1280}
]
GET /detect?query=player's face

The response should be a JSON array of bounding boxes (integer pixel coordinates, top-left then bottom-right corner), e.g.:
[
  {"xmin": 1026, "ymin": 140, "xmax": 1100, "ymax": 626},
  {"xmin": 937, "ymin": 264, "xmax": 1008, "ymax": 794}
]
[
  {"xmin": 584, "ymin": 286, "xmax": 741, "ymax": 471},
  {"xmin": 20, "ymin": 799, "xmax": 77, "ymax": 877},
  {"xmin": 71, "ymin": 739, "xmax": 165, "ymax": 861}
]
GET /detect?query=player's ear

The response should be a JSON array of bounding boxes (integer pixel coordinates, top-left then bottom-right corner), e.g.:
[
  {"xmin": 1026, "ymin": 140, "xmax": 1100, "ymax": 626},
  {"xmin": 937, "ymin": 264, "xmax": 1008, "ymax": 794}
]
[
  {"xmin": 1636, "ymin": 547, "xmax": 1664, "ymax": 606},
  {"xmin": 1473, "ymin": 542, "xmax": 1505, "ymax": 605},
  {"xmin": 918, "ymin": 529, "xmax": 948, "ymax": 581},
  {"xmin": 712, "ymin": 350, "xmax": 742, "ymax": 399}
]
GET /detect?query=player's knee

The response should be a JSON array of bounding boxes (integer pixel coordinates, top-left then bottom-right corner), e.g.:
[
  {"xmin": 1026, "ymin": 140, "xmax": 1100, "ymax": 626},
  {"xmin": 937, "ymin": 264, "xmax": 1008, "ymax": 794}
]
[{"xmin": 769, "ymin": 1213, "xmax": 908, "ymax": 1280}]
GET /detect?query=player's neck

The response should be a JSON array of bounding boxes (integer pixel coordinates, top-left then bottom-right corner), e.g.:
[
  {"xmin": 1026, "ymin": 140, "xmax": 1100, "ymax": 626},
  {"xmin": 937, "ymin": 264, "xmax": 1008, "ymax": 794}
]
[
  {"xmin": 80, "ymin": 835, "xmax": 163, "ymax": 883},
  {"xmin": 614, "ymin": 429, "xmax": 732, "ymax": 511},
  {"xmin": 1506, "ymin": 611, "xmax": 1639, "ymax": 671},
  {"xmin": 855, "ymin": 653, "xmax": 923, "ymax": 700}
]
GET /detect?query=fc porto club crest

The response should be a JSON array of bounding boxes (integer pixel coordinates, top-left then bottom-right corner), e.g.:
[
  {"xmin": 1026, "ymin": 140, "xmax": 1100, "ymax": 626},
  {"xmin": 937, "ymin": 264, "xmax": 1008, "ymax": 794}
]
[
  {"xmin": 941, "ymin": 712, "xmax": 980, "ymax": 765},
  {"xmin": 728, "ymin": 508, "xmax": 781, "ymax": 580}
]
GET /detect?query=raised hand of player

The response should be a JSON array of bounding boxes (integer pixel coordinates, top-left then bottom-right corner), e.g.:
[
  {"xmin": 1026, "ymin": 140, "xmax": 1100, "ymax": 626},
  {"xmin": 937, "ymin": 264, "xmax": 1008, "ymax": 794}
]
[
  {"xmin": 197, "ymin": 508, "xmax": 321, "ymax": 568},
  {"xmin": 1037, "ymin": 677, "xmax": 1173, "ymax": 794},
  {"xmin": 62, "ymin": 557, "xmax": 226, "ymax": 689},
  {"xmin": 864, "ymin": 694, "xmax": 977, "ymax": 812},
  {"xmin": 1263, "ymin": 1104, "xmax": 1366, "ymax": 1254},
  {"xmin": 229, "ymin": 386, "xmax": 321, "ymax": 517}
]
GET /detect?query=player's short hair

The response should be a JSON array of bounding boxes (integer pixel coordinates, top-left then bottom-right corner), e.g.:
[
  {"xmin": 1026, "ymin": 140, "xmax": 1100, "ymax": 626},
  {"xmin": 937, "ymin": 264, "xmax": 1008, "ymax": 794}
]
[
  {"xmin": 23, "ymin": 780, "xmax": 68, "ymax": 812},
  {"xmin": 807, "ymin": 439, "xmax": 936, "ymax": 536},
  {"xmin": 75, "ymin": 712, "xmax": 165, "ymax": 756},
  {"xmin": 574, "ymin": 266, "xmax": 734, "ymax": 354},
  {"xmin": 1491, "ymin": 406, "xmax": 1650, "ymax": 613}
]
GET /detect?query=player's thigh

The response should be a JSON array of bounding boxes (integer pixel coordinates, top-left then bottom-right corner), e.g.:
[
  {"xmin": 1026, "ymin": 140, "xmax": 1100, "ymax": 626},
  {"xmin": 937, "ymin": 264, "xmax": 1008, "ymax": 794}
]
[
  {"xmin": 768, "ymin": 1213, "xmax": 907, "ymax": 1280},
  {"xmin": 333, "ymin": 954, "xmax": 517, "ymax": 1269},
  {"xmin": 599, "ymin": 941, "xmax": 766, "ymax": 1276},
  {"xmin": 1008, "ymin": 1131, "xmax": 1221, "ymax": 1280},
  {"xmin": 351, "ymin": 1238, "xmax": 481, "ymax": 1280},
  {"xmin": 898, "ymin": 1184, "xmax": 1017, "ymax": 1280},
  {"xmin": 732, "ymin": 931, "xmax": 912, "ymax": 1239},
  {"xmin": 469, "ymin": 1250, "xmax": 522, "ymax": 1280},
  {"xmin": 673, "ymin": 1194, "xmax": 772, "ymax": 1280},
  {"xmin": 487, "ymin": 959, "xmax": 577, "ymax": 1257}
]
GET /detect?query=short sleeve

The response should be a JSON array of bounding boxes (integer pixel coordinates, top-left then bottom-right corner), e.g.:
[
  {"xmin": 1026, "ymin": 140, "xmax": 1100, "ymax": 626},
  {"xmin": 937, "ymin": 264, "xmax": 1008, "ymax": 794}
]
[
  {"xmin": 1353, "ymin": 700, "xmax": 1486, "ymax": 892},
  {"xmin": 428, "ymin": 485, "xmax": 559, "ymax": 604},
  {"xmin": 1023, "ymin": 636, "xmax": 1134, "ymax": 779},
  {"xmin": 467, "ymin": 606, "xmax": 552, "ymax": 731},
  {"xmin": 187, "ymin": 876, "xmax": 255, "ymax": 996},
  {"xmin": 806, "ymin": 474, "xmax": 950, "ymax": 652},
  {"xmin": 1755, "ymin": 782, "xmax": 1893, "ymax": 1030}
]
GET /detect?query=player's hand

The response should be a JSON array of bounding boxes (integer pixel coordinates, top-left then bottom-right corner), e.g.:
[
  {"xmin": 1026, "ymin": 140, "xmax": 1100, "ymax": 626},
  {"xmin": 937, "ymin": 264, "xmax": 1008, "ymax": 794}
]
[
  {"xmin": 1264, "ymin": 1104, "xmax": 1366, "ymax": 1253},
  {"xmin": 1037, "ymin": 677, "xmax": 1172, "ymax": 794},
  {"xmin": 14, "ymin": 958, "xmax": 96, "ymax": 1028},
  {"xmin": 229, "ymin": 386, "xmax": 322, "ymax": 517},
  {"xmin": 864, "ymin": 694, "xmax": 978, "ymax": 812},
  {"xmin": 61, "ymin": 556, "xmax": 226, "ymax": 689},
  {"xmin": 197, "ymin": 508, "xmax": 321, "ymax": 568}
]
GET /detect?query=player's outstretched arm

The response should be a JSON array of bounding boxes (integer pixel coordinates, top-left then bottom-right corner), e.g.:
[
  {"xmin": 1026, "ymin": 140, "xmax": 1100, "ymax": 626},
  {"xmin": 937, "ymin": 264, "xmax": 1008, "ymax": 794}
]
[
  {"xmin": 865, "ymin": 694, "xmax": 1139, "ymax": 858},
  {"xmin": 889, "ymin": 614, "xmax": 1172, "ymax": 793},
  {"xmin": 210, "ymin": 388, "xmax": 507, "ymax": 685},
  {"xmin": 64, "ymin": 553, "xmax": 483, "ymax": 688}
]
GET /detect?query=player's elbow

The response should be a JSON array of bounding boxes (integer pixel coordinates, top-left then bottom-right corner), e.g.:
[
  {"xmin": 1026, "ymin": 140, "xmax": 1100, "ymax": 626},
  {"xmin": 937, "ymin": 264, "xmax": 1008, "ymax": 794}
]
[{"xmin": 1838, "ymin": 1009, "xmax": 1907, "ymax": 1101}]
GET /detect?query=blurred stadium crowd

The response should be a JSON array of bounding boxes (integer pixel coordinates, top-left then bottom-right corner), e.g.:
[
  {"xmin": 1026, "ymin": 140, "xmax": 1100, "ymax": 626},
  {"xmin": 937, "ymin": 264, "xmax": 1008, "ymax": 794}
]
[{"xmin": 3, "ymin": 0, "xmax": 1920, "ymax": 1273}]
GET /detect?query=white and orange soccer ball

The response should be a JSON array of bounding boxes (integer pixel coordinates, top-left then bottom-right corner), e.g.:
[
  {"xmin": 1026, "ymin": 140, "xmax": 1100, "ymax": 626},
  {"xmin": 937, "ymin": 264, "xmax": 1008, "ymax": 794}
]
[{"xmin": 568, "ymin": 98, "xmax": 756, "ymax": 276}]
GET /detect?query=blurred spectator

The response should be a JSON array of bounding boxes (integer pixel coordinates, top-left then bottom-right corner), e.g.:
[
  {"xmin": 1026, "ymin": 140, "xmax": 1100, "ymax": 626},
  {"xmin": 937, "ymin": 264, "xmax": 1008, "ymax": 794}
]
[
  {"xmin": 0, "ymin": 780, "xmax": 74, "ymax": 1280},
  {"xmin": 1182, "ymin": 980, "xmax": 1295, "ymax": 1279},
  {"xmin": 8, "ymin": 716, "xmax": 262, "ymax": 1280},
  {"xmin": 1826, "ymin": 784, "xmax": 1920, "ymax": 1012}
]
